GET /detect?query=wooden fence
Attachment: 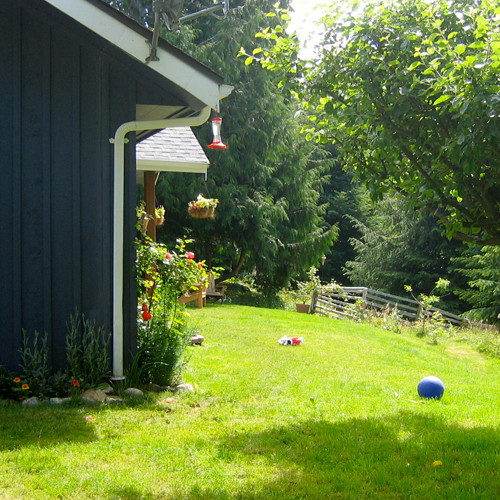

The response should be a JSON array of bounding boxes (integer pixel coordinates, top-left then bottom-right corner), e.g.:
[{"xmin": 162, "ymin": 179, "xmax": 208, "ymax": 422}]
[{"xmin": 310, "ymin": 287, "xmax": 494, "ymax": 329}]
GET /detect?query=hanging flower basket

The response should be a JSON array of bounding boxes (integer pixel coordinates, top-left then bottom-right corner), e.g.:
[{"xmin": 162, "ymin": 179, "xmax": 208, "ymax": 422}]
[
  {"xmin": 154, "ymin": 206, "xmax": 165, "ymax": 226},
  {"xmin": 188, "ymin": 194, "xmax": 219, "ymax": 219},
  {"xmin": 155, "ymin": 215, "xmax": 165, "ymax": 226},
  {"xmin": 141, "ymin": 217, "xmax": 150, "ymax": 232},
  {"xmin": 188, "ymin": 206, "xmax": 215, "ymax": 218}
]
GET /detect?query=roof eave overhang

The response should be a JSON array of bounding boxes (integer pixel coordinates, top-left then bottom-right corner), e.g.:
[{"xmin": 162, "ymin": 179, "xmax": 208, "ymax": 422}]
[{"xmin": 43, "ymin": 0, "xmax": 232, "ymax": 111}]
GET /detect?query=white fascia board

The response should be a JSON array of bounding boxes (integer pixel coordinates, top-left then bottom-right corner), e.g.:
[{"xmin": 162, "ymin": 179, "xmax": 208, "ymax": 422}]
[
  {"xmin": 137, "ymin": 160, "xmax": 208, "ymax": 174},
  {"xmin": 44, "ymin": 0, "xmax": 230, "ymax": 109}
]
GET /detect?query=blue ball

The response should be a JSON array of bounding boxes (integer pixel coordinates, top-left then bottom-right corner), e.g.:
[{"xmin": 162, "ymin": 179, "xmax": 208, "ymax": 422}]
[{"xmin": 417, "ymin": 376, "xmax": 445, "ymax": 400}]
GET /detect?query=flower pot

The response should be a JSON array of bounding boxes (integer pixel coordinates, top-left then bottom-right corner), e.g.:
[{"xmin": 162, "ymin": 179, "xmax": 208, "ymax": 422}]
[
  {"xmin": 188, "ymin": 206, "xmax": 215, "ymax": 219},
  {"xmin": 296, "ymin": 303, "xmax": 310, "ymax": 313},
  {"xmin": 155, "ymin": 216, "xmax": 165, "ymax": 226}
]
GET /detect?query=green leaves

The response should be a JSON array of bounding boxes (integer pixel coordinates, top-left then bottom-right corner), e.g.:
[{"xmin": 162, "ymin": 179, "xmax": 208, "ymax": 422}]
[
  {"xmin": 433, "ymin": 94, "xmax": 452, "ymax": 106},
  {"xmin": 250, "ymin": 0, "xmax": 500, "ymax": 245}
]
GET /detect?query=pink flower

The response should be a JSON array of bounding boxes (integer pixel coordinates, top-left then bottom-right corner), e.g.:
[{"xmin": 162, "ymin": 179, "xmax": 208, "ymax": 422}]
[
  {"xmin": 165, "ymin": 252, "xmax": 172, "ymax": 260},
  {"xmin": 186, "ymin": 252, "xmax": 195, "ymax": 260},
  {"xmin": 198, "ymin": 262, "xmax": 203, "ymax": 269},
  {"xmin": 85, "ymin": 415, "xmax": 93, "ymax": 421}
]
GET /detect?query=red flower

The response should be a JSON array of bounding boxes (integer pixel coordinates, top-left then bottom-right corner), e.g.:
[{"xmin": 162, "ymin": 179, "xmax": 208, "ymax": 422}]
[
  {"xmin": 198, "ymin": 262, "xmax": 203, "ymax": 269},
  {"xmin": 142, "ymin": 303, "xmax": 148, "ymax": 312},
  {"xmin": 72, "ymin": 380, "xmax": 80, "ymax": 387},
  {"xmin": 186, "ymin": 252, "xmax": 195, "ymax": 260},
  {"xmin": 165, "ymin": 252, "xmax": 172, "ymax": 260},
  {"xmin": 142, "ymin": 311, "xmax": 152, "ymax": 321},
  {"xmin": 361, "ymin": 303, "xmax": 366, "ymax": 308}
]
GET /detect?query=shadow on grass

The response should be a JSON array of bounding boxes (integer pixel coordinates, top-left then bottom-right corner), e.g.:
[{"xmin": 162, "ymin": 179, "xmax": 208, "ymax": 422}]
[
  {"xmin": 107, "ymin": 486, "xmax": 159, "ymax": 500},
  {"xmin": 173, "ymin": 412, "xmax": 500, "ymax": 499},
  {"xmin": 0, "ymin": 404, "xmax": 99, "ymax": 450}
]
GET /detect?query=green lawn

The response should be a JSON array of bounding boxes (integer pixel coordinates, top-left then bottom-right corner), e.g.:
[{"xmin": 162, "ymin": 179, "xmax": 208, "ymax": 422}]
[{"xmin": 1, "ymin": 305, "xmax": 499, "ymax": 499}]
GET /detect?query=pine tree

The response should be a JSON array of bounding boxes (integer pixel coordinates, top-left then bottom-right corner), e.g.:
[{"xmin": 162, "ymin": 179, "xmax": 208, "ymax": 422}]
[{"xmin": 452, "ymin": 247, "xmax": 500, "ymax": 325}]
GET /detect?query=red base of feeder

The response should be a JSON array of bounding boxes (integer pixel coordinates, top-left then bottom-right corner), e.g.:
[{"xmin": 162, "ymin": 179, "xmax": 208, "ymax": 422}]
[{"xmin": 207, "ymin": 141, "xmax": 228, "ymax": 150}]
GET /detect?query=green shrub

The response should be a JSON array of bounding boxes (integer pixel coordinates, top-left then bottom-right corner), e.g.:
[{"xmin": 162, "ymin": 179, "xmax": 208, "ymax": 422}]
[
  {"xmin": 19, "ymin": 330, "xmax": 50, "ymax": 398},
  {"xmin": 15, "ymin": 314, "xmax": 110, "ymax": 399},
  {"xmin": 136, "ymin": 286, "xmax": 191, "ymax": 387},
  {"xmin": 0, "ymin": 365, "xmax": 17, "ymax": 400},
  {"xmin": 452, "ymin": 327, "xmax": 500, "ymax": 358},
  {"xmin": 135, "ymin": 215, "xmax": 210, "ymax": 387},
  {"xmin": 66, "ymin": 312, "xmax": 111, "ymax": 389}
]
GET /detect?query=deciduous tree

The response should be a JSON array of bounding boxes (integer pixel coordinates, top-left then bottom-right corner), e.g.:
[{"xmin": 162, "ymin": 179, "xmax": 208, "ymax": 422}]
[{"xmin": 246, "ymin": 0, "xmax": 500, "ymax": 245}]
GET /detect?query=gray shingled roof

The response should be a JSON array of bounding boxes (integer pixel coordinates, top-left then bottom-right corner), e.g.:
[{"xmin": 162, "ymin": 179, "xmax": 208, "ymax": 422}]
[{"xmin": 137, "ymin": 127, "xmax": 209, "ymax": 167}]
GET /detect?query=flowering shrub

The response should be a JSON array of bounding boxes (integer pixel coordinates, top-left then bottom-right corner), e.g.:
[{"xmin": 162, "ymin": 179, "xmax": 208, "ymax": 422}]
[
  {"xmin": 136, "ymin": 286, "xmax": 192, "ymax": 387},
  {"xmin": 136, "ymin": 202, "xmax": 166, "ymax": 232},
  {"xmin": 352, "ymin": 299, "xmax": 369, "ymax": 323},
  {"xmin": 12, "ymin": 377, "xmax": 31, "ymax": 400},
  {"xmin": 136, "ymin": 236, "xmax": 208, "ymax": 307},
  {"xmin": 0, "ymin": 367, "xmax": 31, "ymax": 401},
  {"xmin": 133, "ymin": 209, "xmax": 210, "ymax": 387}
]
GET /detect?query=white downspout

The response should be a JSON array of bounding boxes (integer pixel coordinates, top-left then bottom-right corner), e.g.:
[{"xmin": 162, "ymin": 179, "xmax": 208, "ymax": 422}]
[{"xmin": 110, "ymin": 106, "xmax": 212, "ymax": 379}]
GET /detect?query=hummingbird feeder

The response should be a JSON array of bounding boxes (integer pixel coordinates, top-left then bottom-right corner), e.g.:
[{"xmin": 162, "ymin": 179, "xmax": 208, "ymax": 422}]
[{"xmin": 207, "ymin": 116, "xmax": 228, "ymax": 149}]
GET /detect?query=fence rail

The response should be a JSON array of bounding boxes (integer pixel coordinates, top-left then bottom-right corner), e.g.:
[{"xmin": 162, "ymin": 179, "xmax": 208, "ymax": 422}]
[{"xmin": 311, "ymin": 287, "xmax": 495, "ymax": 330}]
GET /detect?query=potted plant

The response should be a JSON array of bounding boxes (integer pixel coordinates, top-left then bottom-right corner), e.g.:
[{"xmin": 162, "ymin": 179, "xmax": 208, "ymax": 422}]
[
  {"xmin": 291, "ymin": 266, "xmax": 321, "ymax": 313},
  {"xmin": 188, "ymin": 194, "xmax": 220, "ymax": 219},
  {"xmin": 154, "ymin": 206, "xmax": 165, "ymax": 226},
  {"xmin": 136, "ymin": 204, "xmax": 165, "ymax": 232}
]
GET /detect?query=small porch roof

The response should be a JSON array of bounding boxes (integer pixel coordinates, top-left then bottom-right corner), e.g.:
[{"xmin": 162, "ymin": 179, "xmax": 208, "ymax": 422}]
[{"xmin": 136, "ymin": 127, "xmax": 210, "ymax": 181}]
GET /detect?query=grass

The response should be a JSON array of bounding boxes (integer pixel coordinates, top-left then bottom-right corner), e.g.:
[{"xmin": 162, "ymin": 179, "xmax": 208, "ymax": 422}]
[{"xmin": 1, "ymin": 304, "xmax": 499, "ymax": 499}]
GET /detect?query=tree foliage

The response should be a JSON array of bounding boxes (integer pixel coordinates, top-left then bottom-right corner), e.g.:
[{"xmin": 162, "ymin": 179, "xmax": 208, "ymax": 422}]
[
  {"xmin": 344, "ymin": 196, "xmax": 465, "ymax": 309},
  {"xmin": 452, "ymin": 246, "xmax": 500, "ymax": 324},
  {"xmin": 316, "ymin": 147, "xmax": 367, "ymax": 285},
  {"xmin": 109, "ymin": 0, "xmax": 337, "ymax": 291},
  {"xmin": 246, "ymin": 0, "xmax": 500, "ymax": 246}
]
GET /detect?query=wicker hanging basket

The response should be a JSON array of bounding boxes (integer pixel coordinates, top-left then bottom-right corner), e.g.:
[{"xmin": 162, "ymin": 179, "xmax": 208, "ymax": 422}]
[
  {"xmin": 155, "ymin": 216, "xmax": 165, "ymax": 226},
  {"xmin": 188, "ymin": 206, "xmax": 215, "ymax": 219}
]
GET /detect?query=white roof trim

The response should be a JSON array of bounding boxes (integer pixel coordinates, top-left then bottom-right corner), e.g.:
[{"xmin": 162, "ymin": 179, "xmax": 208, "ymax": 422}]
[
  {"xmin": 137, "ymin": 160, "xmax": 208, "ymax": 174},
  {"xmin": 43, "ymin": 0, "xmax": 231, "ymax": 110}
]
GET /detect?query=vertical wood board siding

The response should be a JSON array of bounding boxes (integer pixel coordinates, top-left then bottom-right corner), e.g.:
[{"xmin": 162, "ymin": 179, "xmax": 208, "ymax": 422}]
[{"xmin": 0, "ymin": 0, "xmax": 156, "ymax": 372}]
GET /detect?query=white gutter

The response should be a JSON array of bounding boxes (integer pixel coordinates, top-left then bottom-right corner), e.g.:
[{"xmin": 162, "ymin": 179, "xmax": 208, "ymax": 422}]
[{"xmin": 110, "ymin": 106, "xmax": 211, "ymax": 379}]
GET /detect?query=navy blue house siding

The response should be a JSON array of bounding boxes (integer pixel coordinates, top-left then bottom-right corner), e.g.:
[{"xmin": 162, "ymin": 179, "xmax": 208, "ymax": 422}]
[{"xmin": 0, "ymin": 0, "xmax": 176, "ymax": 372}]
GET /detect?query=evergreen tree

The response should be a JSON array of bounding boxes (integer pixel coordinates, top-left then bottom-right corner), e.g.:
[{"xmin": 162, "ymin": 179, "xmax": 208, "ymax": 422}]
[
  {"xmin": 452, "ymin": 246, "xmax": 500, "ymax": 325},
  {"xmin": 317, "ymin": 146, "xmax": 367, "ymax": 285},
  {"xmin": 114, "ymin": 0, "xmax": 338, "ymax": 291},
  {"xmin": 345, "ymin": 196, "xmax": 465, "ymax": 311}
]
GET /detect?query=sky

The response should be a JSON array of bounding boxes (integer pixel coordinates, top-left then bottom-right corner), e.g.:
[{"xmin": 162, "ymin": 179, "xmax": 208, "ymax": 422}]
[{"xmin": 288, "ymin": 0, "xmax": 327, "ymax": 58}]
